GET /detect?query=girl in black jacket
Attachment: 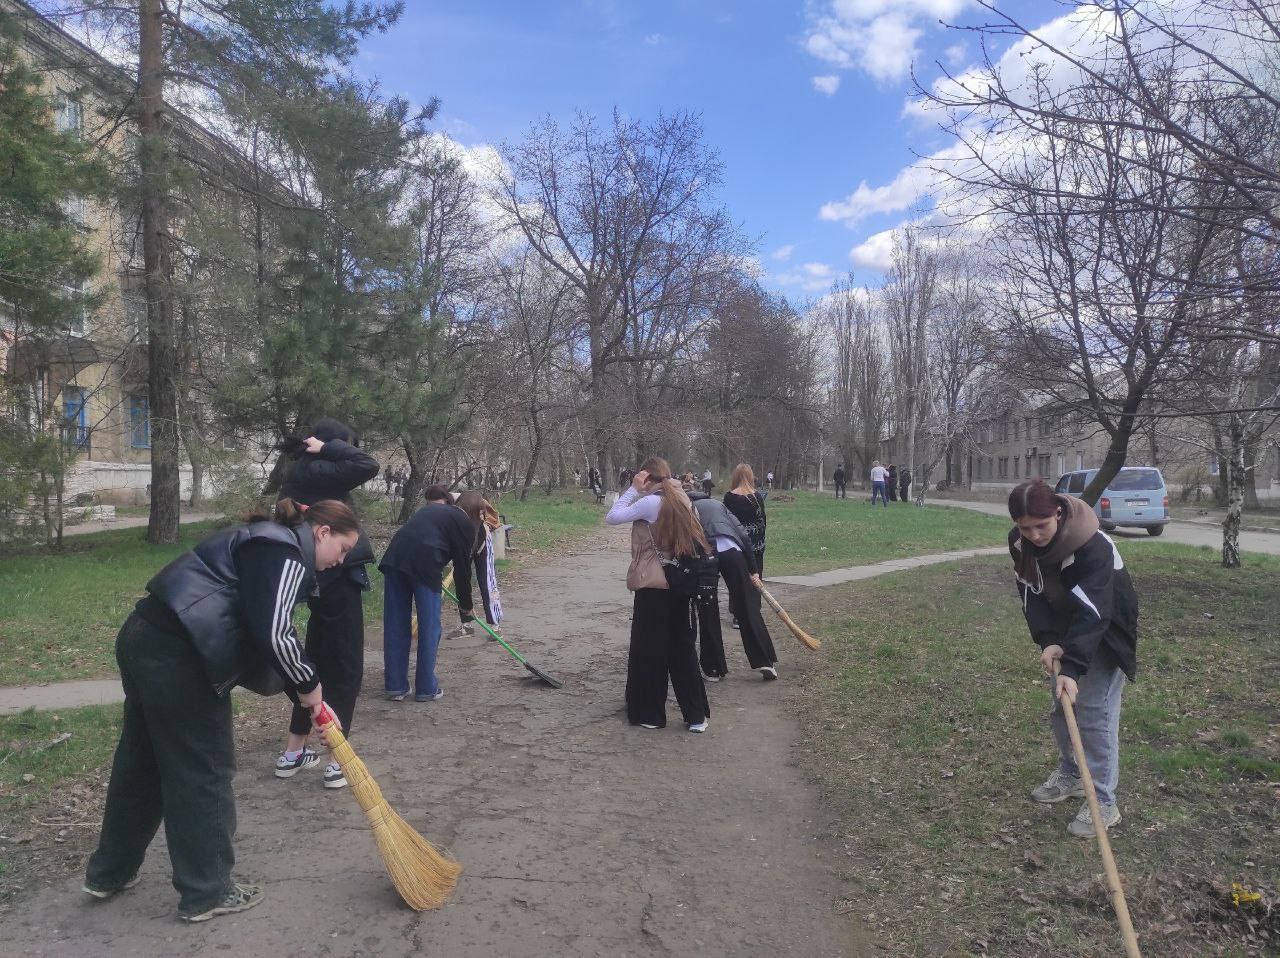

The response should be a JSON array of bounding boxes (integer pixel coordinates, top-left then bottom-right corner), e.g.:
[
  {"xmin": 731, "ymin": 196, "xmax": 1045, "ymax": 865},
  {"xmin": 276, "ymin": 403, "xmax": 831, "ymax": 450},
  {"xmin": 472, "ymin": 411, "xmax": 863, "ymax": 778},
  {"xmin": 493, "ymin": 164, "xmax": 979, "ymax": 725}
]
[
  {"xmin": 1009, "ymin": 479, "xmax": 1139, "ymax": 839},
  {"xmin": 274, "ymin": 418, "xmax": 379, "ymax": 789},
  {"xmin": 84, "ymin": 499, "xmax": 359, "ymax": 922}
]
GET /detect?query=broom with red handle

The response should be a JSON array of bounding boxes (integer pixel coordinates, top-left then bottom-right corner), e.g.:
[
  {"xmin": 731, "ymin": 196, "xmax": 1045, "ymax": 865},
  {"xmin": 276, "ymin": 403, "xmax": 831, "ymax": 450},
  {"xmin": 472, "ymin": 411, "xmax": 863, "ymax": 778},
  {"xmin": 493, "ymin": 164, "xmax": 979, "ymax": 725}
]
[{"xmin": 313, "ymin": 703, "xmax": 460, "ymax": 910}]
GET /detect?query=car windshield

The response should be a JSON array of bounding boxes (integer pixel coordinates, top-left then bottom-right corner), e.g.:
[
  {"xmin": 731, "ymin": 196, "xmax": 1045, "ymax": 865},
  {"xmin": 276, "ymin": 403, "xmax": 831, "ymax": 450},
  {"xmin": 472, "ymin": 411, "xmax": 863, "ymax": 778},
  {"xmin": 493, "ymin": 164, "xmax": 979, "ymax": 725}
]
[{"xmin": 1108, "ymin": 469, "xmax": 1162, "ymax": 491}]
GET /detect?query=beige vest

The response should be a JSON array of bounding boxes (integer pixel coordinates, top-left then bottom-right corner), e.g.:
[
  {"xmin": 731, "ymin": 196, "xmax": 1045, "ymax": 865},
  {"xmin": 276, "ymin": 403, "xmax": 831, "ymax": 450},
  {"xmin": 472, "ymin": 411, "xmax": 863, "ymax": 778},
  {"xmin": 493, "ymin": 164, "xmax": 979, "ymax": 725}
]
[{"xmin": 626, "ymin": 521, "xmax": 668, "ymax": 591}]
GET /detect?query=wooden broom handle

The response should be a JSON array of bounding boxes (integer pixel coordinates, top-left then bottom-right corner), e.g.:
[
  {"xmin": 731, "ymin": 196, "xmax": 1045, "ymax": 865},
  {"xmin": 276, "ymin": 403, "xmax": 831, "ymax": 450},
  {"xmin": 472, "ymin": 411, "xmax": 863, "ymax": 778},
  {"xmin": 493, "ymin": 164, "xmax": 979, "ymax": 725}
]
[{"xmin": 1053, "ymin": 663, "xmax": 1141, "ymax": 957}]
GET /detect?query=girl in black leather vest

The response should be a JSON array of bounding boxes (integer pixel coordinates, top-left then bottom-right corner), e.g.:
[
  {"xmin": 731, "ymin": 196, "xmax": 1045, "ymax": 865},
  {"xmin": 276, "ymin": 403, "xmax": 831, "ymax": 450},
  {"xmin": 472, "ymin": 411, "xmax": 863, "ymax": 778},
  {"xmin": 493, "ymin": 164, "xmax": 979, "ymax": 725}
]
[{"xmin": 83, "ymin": 498, "xmax": 358, "ymax": 923}]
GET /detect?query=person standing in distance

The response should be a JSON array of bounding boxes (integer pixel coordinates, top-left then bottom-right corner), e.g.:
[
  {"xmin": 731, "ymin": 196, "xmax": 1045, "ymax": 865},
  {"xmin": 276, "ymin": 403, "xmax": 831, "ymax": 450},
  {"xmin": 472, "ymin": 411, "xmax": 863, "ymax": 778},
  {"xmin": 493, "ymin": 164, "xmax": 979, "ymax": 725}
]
[
  {"xmin": 869, "ymin": 460, "xmax": 889, "ymax": 507},
  {"xmin": 833, "ymin": 464, "xmax": 846, "ymax": 499}
]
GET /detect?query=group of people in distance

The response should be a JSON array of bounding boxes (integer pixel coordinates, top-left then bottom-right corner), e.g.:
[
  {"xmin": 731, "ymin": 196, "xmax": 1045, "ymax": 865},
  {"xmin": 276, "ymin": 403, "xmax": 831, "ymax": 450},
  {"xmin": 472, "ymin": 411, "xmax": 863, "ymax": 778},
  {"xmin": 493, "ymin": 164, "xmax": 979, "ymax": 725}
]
[
  {"xmin": 831, "ymin": 460, "xmax": 912, "ymax": 505},
  {"xmin": 605, "ymin": 458, "xmax": 778, "ymax": 732},
  {"xmin": 81, "ymin": 416, "xmax": 502, "ymax": 923}
]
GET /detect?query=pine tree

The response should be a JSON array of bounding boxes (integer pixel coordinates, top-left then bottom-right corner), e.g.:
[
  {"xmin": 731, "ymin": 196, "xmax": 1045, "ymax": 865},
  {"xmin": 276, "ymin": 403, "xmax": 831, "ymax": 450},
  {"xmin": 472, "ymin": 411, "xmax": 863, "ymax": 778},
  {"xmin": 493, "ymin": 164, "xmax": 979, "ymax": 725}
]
[{"xmin": 0, "ymin": 13, "xmax": 108, "ymax": 542}]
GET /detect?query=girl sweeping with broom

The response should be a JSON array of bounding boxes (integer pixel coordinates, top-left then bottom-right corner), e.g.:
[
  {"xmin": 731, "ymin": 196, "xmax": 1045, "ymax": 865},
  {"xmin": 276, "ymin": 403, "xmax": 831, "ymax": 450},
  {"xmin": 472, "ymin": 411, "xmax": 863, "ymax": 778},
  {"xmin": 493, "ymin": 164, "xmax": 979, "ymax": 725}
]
[
  {"xmin": 605, "ymin": 457, "xmax": 710, "ymax": 732},
  {"xmin": 444, "ymin": 490, "xmax": 503, "ymax": 638},
  {"xmin": 83, "ymin": 498, "xmax": 359, "ymax": 922}
]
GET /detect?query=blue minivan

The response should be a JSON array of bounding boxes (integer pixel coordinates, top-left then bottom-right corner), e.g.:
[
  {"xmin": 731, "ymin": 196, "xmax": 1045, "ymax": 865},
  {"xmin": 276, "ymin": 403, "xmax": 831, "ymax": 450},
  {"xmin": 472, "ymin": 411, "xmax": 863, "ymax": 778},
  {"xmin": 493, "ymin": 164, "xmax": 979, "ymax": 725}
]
[{"xmin": 1054, "ymin": 467, "xmax": 1170, "ymax": 536}]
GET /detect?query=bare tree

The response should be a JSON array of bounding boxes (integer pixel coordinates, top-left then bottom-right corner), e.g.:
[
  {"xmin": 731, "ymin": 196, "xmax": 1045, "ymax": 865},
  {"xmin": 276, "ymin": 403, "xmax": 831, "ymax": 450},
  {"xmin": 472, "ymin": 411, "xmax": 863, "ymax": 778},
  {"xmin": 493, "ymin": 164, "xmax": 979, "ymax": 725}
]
[{"xmin": 493, "ymin": 110, "xmax": 748, "ymax": 480}]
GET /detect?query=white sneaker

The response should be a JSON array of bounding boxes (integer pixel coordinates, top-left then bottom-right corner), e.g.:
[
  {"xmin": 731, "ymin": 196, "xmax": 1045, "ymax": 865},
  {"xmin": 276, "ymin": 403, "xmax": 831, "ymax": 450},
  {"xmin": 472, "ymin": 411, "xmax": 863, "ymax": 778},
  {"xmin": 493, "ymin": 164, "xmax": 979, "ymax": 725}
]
[
  {"xmin": 639, "ymin": 723, "xmax": 660, "ymax": 729},
  {"xmin": 1067, "ymin": 802, "xmax": 1121, "ymax": 838},
  {"xmin": 688, "ymin": 720, "xmax": 709, "ymax": 733},
  {"xmin": 323, "ymin": 762, "xmax": 347, "ymax": 789},
  {"xmin": 274, "ymin": 747, "xmax": 320, "ymax": 778},
  {"xmin": 759, "ymin": 666, "xmax": 778, "ymax": 681}
]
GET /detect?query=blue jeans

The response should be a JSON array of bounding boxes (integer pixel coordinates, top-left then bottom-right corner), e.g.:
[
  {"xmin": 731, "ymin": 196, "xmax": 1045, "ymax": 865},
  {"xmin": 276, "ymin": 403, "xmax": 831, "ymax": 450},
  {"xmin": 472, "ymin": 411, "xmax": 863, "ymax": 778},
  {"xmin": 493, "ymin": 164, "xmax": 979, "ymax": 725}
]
[
  {"xmin": 1050, "ymin": 661, "xmax": 1125, "ymax": 805},
  {"xmin": 870, "ymin": 481, "xmax": 888, "ymax": 506},
  {"xmin": 383, "ymin": 569, "xmax": 443, "ymax": 697}
]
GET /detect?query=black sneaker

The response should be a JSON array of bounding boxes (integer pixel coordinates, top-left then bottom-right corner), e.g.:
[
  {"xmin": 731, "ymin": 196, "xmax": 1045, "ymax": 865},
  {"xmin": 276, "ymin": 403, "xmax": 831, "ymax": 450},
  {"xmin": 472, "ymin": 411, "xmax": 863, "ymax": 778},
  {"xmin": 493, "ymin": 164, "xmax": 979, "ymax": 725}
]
[
  {"xmin": 82, "ymin": 874, "xmax": 140, "ymax": 900},
  {"xmin": 179, "ymin": 881, "xmax": 264, "ymax": 923},
  {"xmin": 274, "ymin": 746, "xmax": 319, "ymax": 778}
]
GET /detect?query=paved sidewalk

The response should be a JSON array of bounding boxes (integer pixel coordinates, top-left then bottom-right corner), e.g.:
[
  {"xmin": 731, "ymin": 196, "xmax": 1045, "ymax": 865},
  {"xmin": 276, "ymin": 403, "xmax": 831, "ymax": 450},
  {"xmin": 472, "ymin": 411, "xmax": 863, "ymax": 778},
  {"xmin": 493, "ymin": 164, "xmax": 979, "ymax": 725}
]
[
  {"xmin": 1, "ymin": 527, "xmax": 867, "ymax": 957},
  {"xmin": 766, "ymin": 546, "xmax": 1008, "ymax": 588},
  {"xmin": 61, "ymin": 510, "xmax": 219, "ymax": 537}
]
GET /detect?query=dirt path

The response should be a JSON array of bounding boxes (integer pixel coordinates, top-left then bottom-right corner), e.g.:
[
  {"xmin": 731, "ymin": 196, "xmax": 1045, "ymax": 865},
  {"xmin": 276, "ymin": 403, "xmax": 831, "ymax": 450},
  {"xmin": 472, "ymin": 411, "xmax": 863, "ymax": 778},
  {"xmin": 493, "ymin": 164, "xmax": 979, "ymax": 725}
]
[{"xmin": 1, "ymin": 528, "xmax": 867, "ymax": 957}]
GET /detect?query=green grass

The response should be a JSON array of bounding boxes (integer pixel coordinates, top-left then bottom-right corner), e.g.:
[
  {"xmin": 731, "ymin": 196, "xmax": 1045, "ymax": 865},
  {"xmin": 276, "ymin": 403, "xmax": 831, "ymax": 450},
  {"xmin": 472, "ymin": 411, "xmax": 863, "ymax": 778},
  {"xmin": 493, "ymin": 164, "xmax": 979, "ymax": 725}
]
[
  {"xmin": 0, "ymin": 522, "xmax": 223, "ymax": 686},
  {"xmin": 791, "ymin": 545, "xmax": 1280, "ymax": 956},
  {"xmin": 761, "ymin": 490, "xmax": 1010, "ymax": 574},
  {"xmin": 0, "ymin": 705, "xmax": 122, "ymax": 818}
]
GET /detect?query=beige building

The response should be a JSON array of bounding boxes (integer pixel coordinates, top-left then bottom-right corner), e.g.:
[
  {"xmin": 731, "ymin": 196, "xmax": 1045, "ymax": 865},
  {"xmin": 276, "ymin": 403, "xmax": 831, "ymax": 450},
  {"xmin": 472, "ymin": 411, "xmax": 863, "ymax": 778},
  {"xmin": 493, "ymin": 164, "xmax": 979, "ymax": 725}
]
[
  {"xmin": 1, "ymin": 0, "xmax": 260, "ymax": 504},
  {"xmin": 966, "ymin": 402, "xmax": 1280, "ymax": 502}
]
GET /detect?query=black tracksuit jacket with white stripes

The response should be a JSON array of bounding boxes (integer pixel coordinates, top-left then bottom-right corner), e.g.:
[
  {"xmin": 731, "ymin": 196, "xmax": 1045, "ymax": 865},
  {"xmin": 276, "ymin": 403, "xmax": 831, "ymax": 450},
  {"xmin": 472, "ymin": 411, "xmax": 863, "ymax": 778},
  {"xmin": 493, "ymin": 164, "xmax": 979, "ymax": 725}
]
[{"xmin": 139, "ymin": 522, "xmax": 319, "ymax": 696}]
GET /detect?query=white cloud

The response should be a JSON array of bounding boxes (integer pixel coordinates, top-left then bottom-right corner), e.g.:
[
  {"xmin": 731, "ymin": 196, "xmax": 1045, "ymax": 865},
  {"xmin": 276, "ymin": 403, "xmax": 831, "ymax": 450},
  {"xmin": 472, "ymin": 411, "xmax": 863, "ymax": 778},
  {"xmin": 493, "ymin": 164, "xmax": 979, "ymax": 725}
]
[
  {"xmin": 808, "ymin": 74, "xmax": 839, "ymax": 96},
  {"xmin": 819, "ymin": 142, "xmax": 966, "ymax": 226},
  {"xmin": 805, "ymin": 0, "xmax": 971, "ymax": 83},
  {"xmin": 771, "ymin": 244, "xmax": 795, "ymax": 262},
  {"xmin": 944, "ymin": 42, "xmax": 966, "ymax": 67},
  {"xmin": 772, "ymin": 261, "xmax": 836, "ymax": 293},
  {"xmin": 812, "ymin": 74, "xmax": 841, "ymax": 95},
  {"xmin": 849, "ymin": 230, "xmax": 897, "ymax": 271},
  {"xmin": 643, "ymin": 33, "xmax": 663, "ymax": 45}
]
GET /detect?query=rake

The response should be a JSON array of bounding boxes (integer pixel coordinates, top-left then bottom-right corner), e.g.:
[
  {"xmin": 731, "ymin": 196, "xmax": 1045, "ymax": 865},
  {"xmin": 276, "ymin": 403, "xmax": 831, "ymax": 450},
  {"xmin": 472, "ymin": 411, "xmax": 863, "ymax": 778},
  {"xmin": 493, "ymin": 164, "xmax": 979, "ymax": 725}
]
[
  {"xmin": 1053, "ymin": 662, "xmax": 1141, "ymax": 957},
  {"xmin": 440, "ymin": 585, "xmax": 564, "ymax": 689}
]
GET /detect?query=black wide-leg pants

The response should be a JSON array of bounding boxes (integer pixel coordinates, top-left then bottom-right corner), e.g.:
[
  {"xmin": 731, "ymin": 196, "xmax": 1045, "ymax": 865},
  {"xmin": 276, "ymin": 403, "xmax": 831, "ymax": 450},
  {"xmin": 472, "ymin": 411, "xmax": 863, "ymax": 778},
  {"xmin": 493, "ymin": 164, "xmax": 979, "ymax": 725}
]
[
  {"xmin": 287, "ymin": 576, "xmax": 364, "ymax": 738},
  {"xmin": 719, "ymin": 549, "xmax": 778, "ymax": 669},
  {"xmin": 626, "ymin": 588, "xmax": 709, "ymax": 727}
]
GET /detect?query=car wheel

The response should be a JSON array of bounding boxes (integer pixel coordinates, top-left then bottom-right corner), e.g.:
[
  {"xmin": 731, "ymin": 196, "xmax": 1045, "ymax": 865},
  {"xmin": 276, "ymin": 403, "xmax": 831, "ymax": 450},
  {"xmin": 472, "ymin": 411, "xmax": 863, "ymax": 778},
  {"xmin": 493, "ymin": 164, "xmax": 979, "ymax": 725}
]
[
  {"xmin": 1147, "ymin": 525, "xmax": 1165, "ymax": 537},
  {"xmin": 1101, "ymin": 522, "xmax": 1117, "ymax": 532}
]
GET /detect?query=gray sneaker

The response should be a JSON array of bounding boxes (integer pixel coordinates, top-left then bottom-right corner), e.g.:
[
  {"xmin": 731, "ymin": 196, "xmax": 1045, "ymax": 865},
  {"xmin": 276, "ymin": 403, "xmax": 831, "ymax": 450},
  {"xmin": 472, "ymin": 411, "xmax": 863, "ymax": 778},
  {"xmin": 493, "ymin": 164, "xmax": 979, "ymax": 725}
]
[
  {"xmin": 1030, "ymin": 769, "xmax": 1085, "ymax": 804},
  {"xmin": 1067, "ymin": 802, "xmax": 1121, "ymax": 838},
  {"xmin": 178, "ymin": 881, "xmax": 264, "ymax": 923},
  {"xmin": 82, "ymin": 874, "xmax": 140, "ymax": 900}
]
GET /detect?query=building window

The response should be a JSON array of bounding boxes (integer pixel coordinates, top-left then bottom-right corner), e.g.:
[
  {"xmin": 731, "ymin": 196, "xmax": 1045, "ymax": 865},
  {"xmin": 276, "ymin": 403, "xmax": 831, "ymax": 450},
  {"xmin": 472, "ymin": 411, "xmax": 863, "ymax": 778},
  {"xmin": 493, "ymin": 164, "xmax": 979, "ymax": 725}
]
[
  {"xmin": 1014, "ymin": 456, "xmax": 1020, "ymax": 479},
  {"xmin": 55, "ymin": 93, "xmax": 84, "ymax": 134},
  {"xmin": 1057, "ymin": 453, "xmax": 1065, "ymax": 477},
  {"xmin": 1076, "ymin": 451, "xmax": 1084, "ymax": 471},
  {"xmin": 998, "ymin": 457, "xmax": 1009, "ymax": 479},
  {"xmin": 129, "ymin": 393, "xmax": 150, "ymax": 448},
  {"xmin": 61, "ymin": 193, "xmax": 87, "ymax": 228},
  {"xmin": 62, "ymin": 279, "xmax": 86, "ymax": 334},
  {"xmin": 123, "ymin": 291, "xmax": 148, "ymax": 342},
  {"xmin": 1038, "ymin": 454, "xmax": 1051, "ymax": 477},
  {"xmin": 62, "ymin": 385, "xmax": 88, "ymax": 449}
]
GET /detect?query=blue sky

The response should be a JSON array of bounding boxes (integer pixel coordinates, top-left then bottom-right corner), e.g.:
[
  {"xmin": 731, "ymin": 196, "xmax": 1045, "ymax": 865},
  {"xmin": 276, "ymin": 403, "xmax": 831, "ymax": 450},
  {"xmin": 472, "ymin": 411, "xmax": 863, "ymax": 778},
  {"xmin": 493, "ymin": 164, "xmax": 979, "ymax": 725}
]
[{"xmin": 358, "ymin": 0, "xmax": 1063, "ymax": 300}]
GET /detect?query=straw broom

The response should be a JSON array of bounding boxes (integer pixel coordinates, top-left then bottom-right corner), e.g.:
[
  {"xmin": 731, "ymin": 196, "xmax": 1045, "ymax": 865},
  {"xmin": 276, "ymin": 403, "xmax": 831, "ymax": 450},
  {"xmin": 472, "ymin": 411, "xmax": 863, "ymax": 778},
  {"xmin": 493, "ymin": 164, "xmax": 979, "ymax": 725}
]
[
  {"xmin": 312, "ymin": 703, "xmax": 461, "ymax": 910},
  {"xmin": 753, "ymin": 580, "xmax": 821, "ymax": 650}
]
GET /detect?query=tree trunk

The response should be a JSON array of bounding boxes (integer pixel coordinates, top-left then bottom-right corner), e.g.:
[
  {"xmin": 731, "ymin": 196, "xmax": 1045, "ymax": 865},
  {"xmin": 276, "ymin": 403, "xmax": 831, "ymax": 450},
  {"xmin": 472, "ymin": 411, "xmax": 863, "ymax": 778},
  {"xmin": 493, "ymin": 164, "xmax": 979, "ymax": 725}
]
[
  {"xmin": 520, "ymin": 417, "xmax": 544, "ymax": 502},
  {"xmin": 397, "ymin": 439, "xmax": 425, "ymax": 523},
  {"xmin": 261, "ymin": 451, "xmax": 289, "ymax": 498},
  {"xmin": 1081, "ymin": 418, "xmax": 1136, "ymax": 506},
  {"xmin": 1222, "ymin": 414, "xmax": 1244, "ymax": 569},
  {"xmin": 1243, "ymin": 442, "xmax": 1261, "ymax": 510},
  {"xmin": 140, "ymin": 0, "xmax": 180, "ymax": 544}
]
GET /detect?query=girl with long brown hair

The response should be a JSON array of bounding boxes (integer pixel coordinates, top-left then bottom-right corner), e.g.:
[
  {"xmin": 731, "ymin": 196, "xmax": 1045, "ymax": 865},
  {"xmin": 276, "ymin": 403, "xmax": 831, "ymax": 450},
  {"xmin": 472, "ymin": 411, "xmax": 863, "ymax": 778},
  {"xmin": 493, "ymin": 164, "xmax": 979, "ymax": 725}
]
[{"xmin": 605, "ymin": 456, "xmax": 711, "ymax": 731}]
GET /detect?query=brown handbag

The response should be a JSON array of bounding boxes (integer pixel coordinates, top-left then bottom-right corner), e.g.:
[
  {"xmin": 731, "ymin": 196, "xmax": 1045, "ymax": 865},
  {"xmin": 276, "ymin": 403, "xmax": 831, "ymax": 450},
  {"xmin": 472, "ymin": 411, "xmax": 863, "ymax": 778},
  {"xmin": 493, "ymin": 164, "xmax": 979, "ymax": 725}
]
[{"xmin": 626, "ymin": 521, "xmax": 668, "ymax": 591}]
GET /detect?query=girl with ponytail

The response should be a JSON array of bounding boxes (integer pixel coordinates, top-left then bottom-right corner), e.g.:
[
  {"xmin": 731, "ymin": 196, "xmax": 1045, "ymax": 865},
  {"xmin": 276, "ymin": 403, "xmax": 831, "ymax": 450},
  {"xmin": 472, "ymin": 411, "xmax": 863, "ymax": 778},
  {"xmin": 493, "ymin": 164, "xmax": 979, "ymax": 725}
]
[
  {"xmin": 605, "ymin": 456, "xmax": 711, "ymax": 732},
  {"xmin": 84, "ymin": 498, "xmax": 358, "ymax": 922}
]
